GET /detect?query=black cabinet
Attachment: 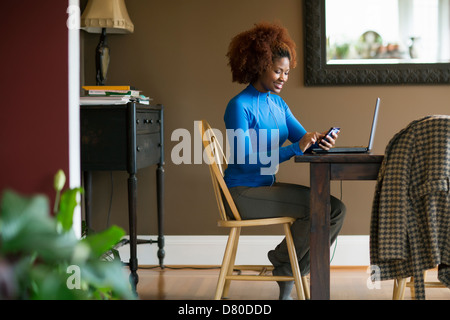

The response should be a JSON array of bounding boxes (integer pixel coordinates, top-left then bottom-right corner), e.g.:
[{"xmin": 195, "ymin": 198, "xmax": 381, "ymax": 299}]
[{"xmin": 80, "ymin": 102, "xmax": 165, "ymax": 292}]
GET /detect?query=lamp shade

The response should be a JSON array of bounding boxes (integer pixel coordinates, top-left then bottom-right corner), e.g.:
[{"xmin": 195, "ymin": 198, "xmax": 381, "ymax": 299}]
[{"xmin": 81, "ymin": 0, "xmax": 134, "ymax": 34}]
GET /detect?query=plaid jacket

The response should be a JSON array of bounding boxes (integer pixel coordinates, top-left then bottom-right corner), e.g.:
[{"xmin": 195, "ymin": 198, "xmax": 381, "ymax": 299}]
[{"xmin": 370, "ymin": 115, "xmax": 450, "ymax": 300}]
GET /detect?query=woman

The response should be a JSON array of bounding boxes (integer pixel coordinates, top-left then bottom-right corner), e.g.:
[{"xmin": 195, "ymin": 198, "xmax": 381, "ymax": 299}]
[{"xmin": 224, "ymin": 22, "xmax": 346, "ymax": 299}]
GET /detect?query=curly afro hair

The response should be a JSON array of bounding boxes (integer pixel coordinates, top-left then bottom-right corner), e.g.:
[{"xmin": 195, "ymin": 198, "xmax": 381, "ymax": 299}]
[{"xmin": 226, "ymin": 22, "xmax": 297, "ymax": 84}]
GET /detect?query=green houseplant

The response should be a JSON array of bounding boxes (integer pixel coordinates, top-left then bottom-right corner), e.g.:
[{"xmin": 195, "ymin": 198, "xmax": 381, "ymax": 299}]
[{"xmin": 0, "ymin": 170, "xmax": 135, "ymax": 300}]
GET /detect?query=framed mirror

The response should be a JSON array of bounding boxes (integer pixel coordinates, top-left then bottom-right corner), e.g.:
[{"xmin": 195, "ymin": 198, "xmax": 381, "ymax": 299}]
[{"xmin": 303, "ymin": 0, "xmax": 450, "ymax": 85}]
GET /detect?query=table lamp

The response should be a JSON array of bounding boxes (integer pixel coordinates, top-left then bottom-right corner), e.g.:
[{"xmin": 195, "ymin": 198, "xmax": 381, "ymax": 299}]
[{"xmin": 81, "ymin": 0, "xmax": 134, "ymax": 85}]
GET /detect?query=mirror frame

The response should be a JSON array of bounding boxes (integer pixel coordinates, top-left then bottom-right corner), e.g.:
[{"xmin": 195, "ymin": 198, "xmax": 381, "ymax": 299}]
[{"xmin": 303, "ymin": 0, "xmax": 450, "ymax": 86}]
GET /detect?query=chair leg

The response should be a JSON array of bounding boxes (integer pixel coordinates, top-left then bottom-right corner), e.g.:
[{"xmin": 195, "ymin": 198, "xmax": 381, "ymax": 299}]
[
  {"xmin": 393, "ymin": 278, "xmax": 407, "ymax": 300},
  {"xmin": 222, "ymin": 227, "xmax": 241, "ymax": 299},
  {"xmin": 409, "ymin": 276, "xmax": 416, "ymax": 299},
  {"xmin": 214, "ymin": 227, "xmax": 239, "ymax": 300},
  {"xmin": 393, "ymin": 278, "xmax": 398, "ymax": 299},
  {"xmin": 283, "ymin": 223, "xmax": 305, "ymax": 300},
  {"xmin": 302, "ymin": 276, "xmax": 310, "ymax": 300}
]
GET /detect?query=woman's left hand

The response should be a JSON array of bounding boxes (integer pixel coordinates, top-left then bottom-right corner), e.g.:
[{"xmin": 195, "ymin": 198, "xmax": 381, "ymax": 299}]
[{"xmin": 318, "ymin": 130, "xmax": 339, "ymax": 150}]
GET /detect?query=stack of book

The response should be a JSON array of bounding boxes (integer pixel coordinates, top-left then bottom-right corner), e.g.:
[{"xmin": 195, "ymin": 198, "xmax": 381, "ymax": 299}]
[{"xmin": 80, "ymin": 85, "xmax": 152, "ymax": 105}]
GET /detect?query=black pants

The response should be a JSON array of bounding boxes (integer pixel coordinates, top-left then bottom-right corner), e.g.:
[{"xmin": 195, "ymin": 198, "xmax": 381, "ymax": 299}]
[{"xmin": 228, "ymin": 182, "xmax": 346, "ymax": 275}]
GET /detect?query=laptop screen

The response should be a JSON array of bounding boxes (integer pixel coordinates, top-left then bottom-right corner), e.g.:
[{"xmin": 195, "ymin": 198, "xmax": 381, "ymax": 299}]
[{"xmin": 367, "ymin": 98, "xmax": 380, "ymax": 151}]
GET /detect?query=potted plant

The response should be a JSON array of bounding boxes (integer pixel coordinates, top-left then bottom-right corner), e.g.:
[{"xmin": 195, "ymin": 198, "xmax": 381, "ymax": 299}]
[{"xmin": 0, "ymin": 170, "xmax": 135, "ymax": 300}]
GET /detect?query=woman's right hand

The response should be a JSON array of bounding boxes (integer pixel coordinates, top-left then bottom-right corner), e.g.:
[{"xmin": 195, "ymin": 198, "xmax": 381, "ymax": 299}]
[{"xmin": 298, "ymin": 132, "xmax": 322, "ymax": 152}]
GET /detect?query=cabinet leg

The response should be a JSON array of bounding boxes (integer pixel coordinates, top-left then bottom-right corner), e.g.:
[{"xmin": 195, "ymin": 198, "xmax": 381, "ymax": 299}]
[
  {"xmin": 83, "ymin": 171, "xmax": 92, "ymax": 235},
  {"xmin": 128, "ymin": 173, "xmax": 139, "ymax": 293},
  {"xmin": 156, "ymin": 164, "xmax": 165, "ymax": 268}
]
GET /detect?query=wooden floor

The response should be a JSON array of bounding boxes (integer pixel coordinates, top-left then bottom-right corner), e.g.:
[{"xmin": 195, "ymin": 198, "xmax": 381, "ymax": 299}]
[{"xmin": 133, "ymin": 266, "xmax": 450, "ymax": 300}]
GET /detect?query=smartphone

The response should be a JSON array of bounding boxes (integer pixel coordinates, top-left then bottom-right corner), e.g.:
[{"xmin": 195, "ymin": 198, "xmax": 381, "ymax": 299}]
[{"xmin": 320, "ymin": 127, "xmax": 340, "ymax": 144}]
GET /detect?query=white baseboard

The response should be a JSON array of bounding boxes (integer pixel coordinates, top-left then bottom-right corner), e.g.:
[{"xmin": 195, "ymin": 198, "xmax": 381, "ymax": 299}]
[{"xmin": 117, "ymin": 235, "xmax": 370, "ymax": 266}]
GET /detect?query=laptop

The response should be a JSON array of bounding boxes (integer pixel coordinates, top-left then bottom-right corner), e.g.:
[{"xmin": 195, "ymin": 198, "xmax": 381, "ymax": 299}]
[{"xmin": 312, "ymin": 97, "xmax": 380, "ymax": 154}]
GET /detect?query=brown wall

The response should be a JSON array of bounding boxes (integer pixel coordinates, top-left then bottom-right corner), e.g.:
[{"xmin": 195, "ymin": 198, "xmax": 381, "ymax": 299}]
[
  {"xmin": 82, "ymin": 0, "xmax": 450, "ymax": 236},
  {"xmin": 0, "ymin": 1, "xmax": 69, "ymax": 205}
]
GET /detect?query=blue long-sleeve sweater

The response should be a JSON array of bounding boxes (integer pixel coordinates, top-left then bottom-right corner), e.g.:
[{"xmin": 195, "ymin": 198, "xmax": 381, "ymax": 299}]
[{"xmin": 223, "ymin": 85, "xmax": 307, "ymax": 187}]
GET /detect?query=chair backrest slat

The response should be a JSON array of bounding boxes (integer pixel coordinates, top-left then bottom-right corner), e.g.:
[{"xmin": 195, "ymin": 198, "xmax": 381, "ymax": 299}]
[{"xmin": 198, "ymin": 120, "xmax": 241, "ymax": 221}]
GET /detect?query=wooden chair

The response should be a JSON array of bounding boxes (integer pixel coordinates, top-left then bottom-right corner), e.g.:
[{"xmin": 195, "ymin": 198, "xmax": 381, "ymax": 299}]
[
  {"xmin": 198, "ymin": 120, "xmax": 309, "ymax": 300},
  {"xmin": 393, "ymin": 268, "xmax": 447, "ymax": 300}
]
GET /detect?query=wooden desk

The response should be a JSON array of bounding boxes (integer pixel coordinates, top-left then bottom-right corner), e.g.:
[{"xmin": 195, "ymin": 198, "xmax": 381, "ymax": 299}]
[
  {"xmin": 295, "ymin": 153, "xmax": 383, "ymax": 300},
  {"xmin": 80, "ymin": 102, "xmax": 165, "ymax": 292}
]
